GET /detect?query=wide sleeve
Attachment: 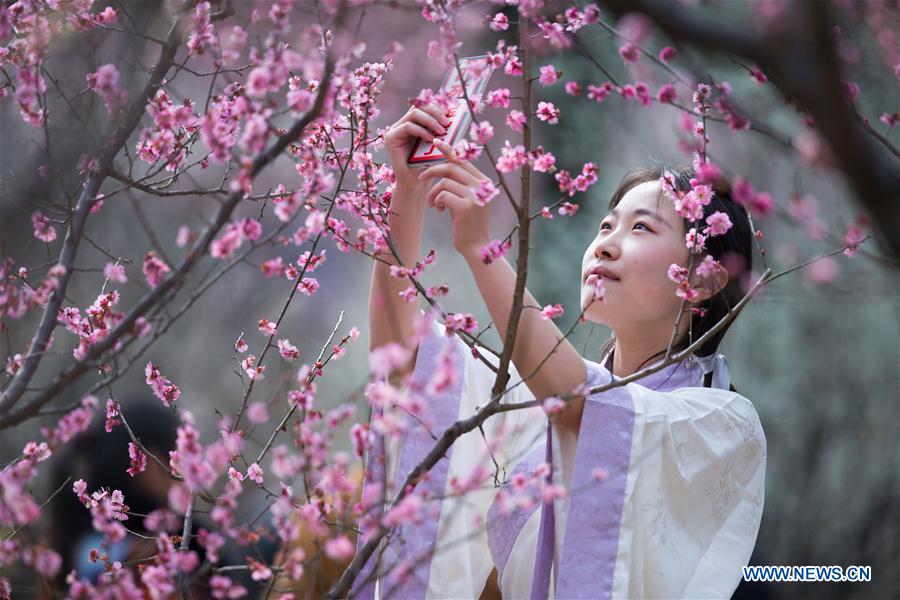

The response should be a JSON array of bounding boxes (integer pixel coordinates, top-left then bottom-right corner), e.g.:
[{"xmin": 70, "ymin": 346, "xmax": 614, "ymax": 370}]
[
  {"xmin": 355, "ymin": 309, "xmax": 544, "ymax": 599},
  {"xmin": 551, "ymin": 357, "xmax": 767, "ymax": 599}
]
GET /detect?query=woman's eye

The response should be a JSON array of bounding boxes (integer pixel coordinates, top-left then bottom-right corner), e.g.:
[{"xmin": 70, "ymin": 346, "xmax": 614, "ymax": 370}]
[
  {"xmin": 599, "ymin": 222, "xmax": 611, "ymax": 230},
  {"xmin": 634, "ymin": 222, "xmax": 651, "ymax": 231}
]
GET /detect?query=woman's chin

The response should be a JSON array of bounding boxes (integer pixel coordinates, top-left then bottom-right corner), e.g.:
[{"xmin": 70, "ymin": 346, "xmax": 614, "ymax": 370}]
[{"xmin": 580, "ymin": 296, "xmax": 611, "ymax": 324}]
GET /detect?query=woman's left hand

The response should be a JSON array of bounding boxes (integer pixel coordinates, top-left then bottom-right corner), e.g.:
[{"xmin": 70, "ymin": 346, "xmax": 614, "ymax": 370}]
[{"xmin": 417, "ymin": 138, "xmax": 495, "ymax": 258}]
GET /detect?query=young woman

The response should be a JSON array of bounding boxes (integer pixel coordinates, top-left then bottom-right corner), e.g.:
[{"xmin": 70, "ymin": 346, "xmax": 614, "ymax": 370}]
[{"xmin": 360, "ymin": 103, "xmax": 766, "ymax": 599}]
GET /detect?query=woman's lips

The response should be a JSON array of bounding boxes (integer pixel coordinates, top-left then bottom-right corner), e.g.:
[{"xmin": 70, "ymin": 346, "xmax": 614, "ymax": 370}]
[
  {"xmin": 584, "ymin": 273, "xmax": 618, "ymax": 286},
  {"xmin": 584, "ymin": 265, "xmax": 621, "ymax": 285}
]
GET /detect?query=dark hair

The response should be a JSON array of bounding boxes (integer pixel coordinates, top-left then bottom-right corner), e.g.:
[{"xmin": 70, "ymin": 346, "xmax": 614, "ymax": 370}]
[
  {"xmin": 49, "ymin": 399, "xmax": 179, "ymax": 584},
  {"xmin": 597, "ymin": 164, "xmax": 753, "ymax": 375}
]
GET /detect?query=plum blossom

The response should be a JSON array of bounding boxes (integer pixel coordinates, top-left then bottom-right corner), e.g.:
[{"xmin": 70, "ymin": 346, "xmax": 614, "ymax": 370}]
[
  {"xmin": 473, "ymin": 179, "xmax": 499, "ymax": 206},
  {"xmin": 241, "ymin": 354, "xmax": 266, "ymax": 380},
  {"xmin": 104, "ymin": 399, "xmax": 121, "ymax": 432},
  {"xmin": 684, "ymin": 227, "xmax": 707, "ymax": 253},
  {"xmin": 667, "ymin": 264, "xmax": 699, "ymax": 301},
  {"xmin": 369, "ymin": 343, "xmax": 412, "ymax": 379},
  {"xmin": 542, "ymin": 396, "xmax": 566, "ymax": 415},
  {"xmin": 536, "ymin": 101, "xmax": 560, "ymax": 124},
  {"xmin": 325, "ymin": 535, "xmax": 355, "ymax": 560},
  {"xmin": 210, "ymin": 574, "xmax": 248, "ymax": 599},
  {"xmin": 704, "ymin": 211, "xmax": 733, "ymax": 237},
  {"xmin": 86, "ymin": 64, "xmax": 127, "ymax": 115},
  {"xmin": 659, "ymin": 46, "xmax": 677, "ymax": 63},
  {"xmin": 496, "ymin": 142, "xmax": 528, "ymax": 173},
  {"xmin": 350, "ymin": 423, "xmax": 373, "ymax": 459},
  {"xmin": 506, "ymin": 109, "xmax": 526, "ymax": 132},
  {"xmin": 670, "ymin": 184, "xmax": 712, "ymax": 221},
  {"xmin": 489, "ymin": 13, "xmax": 508, "ymax": 31},
  {"xmin": 444, "ymin": 312, "xmax": 478, "ymax": 335},
  {"xmin": 247, "ymin": 402, "xmax": 269, "ymax": 424},
  {"xmin": 558, "ymin": 202, "xmax": 579, "ymax": 216},
  {"xmin": 531, "ymin": 147, "xmax": 556, "ymax": 173},
  {"xmin": 127, "ymin": 443, "xmax": 147, "ymax": 477},
  {"xmin": 104, "ymin": 262, "xmax": 127, "ymax": 283},
  {"xmin": 31, "ymin": 211, "xmax": 56, "ymax": 243},
  {"xmin": 470, "ymin": 120, "xmax": 494, "ymax": 144},
  {"xmin": 187, "ymin": 1, "xmax": 215, "ymax": 55},
  {"xmin": 480, "ymin": 238, "xmax": 513, "ymax": 265},
  {"xmin": 565, "ymin": 81, "xmax": 583, "ymax": 96},
  {"xmin": 142, "ymin": 251, "xmax": 170, "ymax": 287},
  {"xmin": 145, "ymin": 361, "xmax": 181, "ymax": 407},
  {"xmin": 619, "ymin": 42, "xmax": 639, "ymax": 64},
  {"xmin": 539, "ymin": 303, "xmax": 564, "ymax": 320},
  {"xmin": 695, "ymin": 255, "xmax": 722, "ymax": 280},
  {"xmin": 843, "ymin": 218, "xmax": 867, "ymax": 257},
  {"xmin": 257, "ymin": 319, "xmax": 277, "ymax": 336},
  {"xmin": 246, "ymin": 463, "xmax": 264, "ymax": 485},
  {"xmin": 539, "ymin": 65, "xmax": 560, "ymax": 86},
  {"xmin": 485, "ymin": 88, "xmax": 511, "ymax": 108},
  {"xmin": 587, "ymin": 82, "xmax": 613, "ymax": 103},
  {"xmin": 277, "ymin": 338, "xmax": 300, "ymax": 361},
  {"xmin": 536, "ymin": 20, "xmax": 571, "ymax": 49},
  {"xmin": 657, "ymin": 83, "xmax": 677, "ymax": 104},
  {"xmin": 297, "ymin": 277, "xmax": 320, "ymax": 296}
]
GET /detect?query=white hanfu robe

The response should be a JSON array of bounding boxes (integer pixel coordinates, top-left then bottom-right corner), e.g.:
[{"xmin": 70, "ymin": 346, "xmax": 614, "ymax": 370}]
[{"xmin": 354, "ymin": 309, "xmax": 766, "ymax": 599}]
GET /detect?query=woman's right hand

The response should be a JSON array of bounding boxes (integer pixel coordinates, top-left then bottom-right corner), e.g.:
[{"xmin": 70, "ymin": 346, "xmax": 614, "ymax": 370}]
[{"xmin": 384, "ymin": 102, "xmax": 453, "ymax": 190}]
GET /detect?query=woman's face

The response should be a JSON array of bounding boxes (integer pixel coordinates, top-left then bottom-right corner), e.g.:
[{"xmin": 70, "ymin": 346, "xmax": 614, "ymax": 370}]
[{"xmin": 580, "ymin": 180, "xmax": 691, "ymax": 328}]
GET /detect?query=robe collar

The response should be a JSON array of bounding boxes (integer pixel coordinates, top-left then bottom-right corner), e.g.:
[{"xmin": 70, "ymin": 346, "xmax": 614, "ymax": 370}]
[{"xmin": 599, "ymin": 347, "xmax": 732, "ymax": 391}]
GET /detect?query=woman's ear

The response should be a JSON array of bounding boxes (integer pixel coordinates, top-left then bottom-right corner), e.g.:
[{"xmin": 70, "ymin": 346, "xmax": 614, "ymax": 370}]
[{"xmin": 689, "ymin": 259, "xmax": 729, "ymax": 303}]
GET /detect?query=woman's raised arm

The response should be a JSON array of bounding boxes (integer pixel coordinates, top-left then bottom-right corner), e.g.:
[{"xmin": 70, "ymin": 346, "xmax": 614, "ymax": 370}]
[
  {"xmin": 417, "ymin": 139, "xmax": 587, "ymax": 424},
  {"xmin": 367, "ymin": 182, "xmax": 427, "ymax": 376},
  {"xmin": 368, "ymin": 104, "xmax": 452, "ymax": 379}
]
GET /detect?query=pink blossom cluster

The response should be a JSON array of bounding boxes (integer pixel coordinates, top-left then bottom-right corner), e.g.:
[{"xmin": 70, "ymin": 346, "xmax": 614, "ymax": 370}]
[
  {"xmin": 480, "ymin": 238, "xmax": 514, "ymax": 265},
  {"xmin": 142, "ymin": 251, "xmax": 171, "ymax": 287},
  {"xmin": 1, "ymin": 261, "xmax": 68, "ymax": 324},
  {"xmin": 31, "ymin": 210, "xmax": 56, "ymax": 243},
  {"xmin": 168, "ymin": 418, "xmax": 242, "ymax": 493},
  {"xmin": 187, "ymin": 1, "xmax": 215, "ymax": 55},
  {"xmin": 536, "ymin": 101, "xmax": 560, "ymax": 124},
  {"xmin": 136, "ymin": 90, "xmax": 198, "ymax": 172},
  {"xmin": 539, "ymin": 64, "xmax": 560, "ymax": 86},
  {"xmin": 444, "ymin": 312, "xmax": 479, "ymax": 336},
  {"xmin": 86, "ymin": 64, "xmax": 127, "ymax": 115},
  {"xmin": 531, "ymin": 146, "xmax": 556, "ymax": 173},
  {"xmin": 72, "ymin": 482, "xmax": 130, "ymax": 543},
  {"xmin": 667, "ymin": 263, "xmax": 700, "ymax": 301},
  {"xmin": 732, "ymin": 177, "xmax": 774, "ymax": 217},
  {"xmin": 555, "ymin": 162, "xmax": 599, "ymax": 197},
  {"xmin": 496, "ymin": 141, "xmax": 528, "ymax": 173},
  {"xmin": 200, "ymin": 84, "xmax": 244, "ymax": 162},
  {"xmin": 127, "ymin": 442, "xmax": 147, "ymax": 477},
  {"xmin": 210, "ymin": 218, "xmax": 263, "ymax": 259},
  {"xmin": 474, "ymin": 179, "xmax": 499, "ymax": 206},
  {"xmin": 241, "ymin": 353, "xmax": 266, "ymax": 380},
  {"xmin": 58, "ymin": 289, "xmax": 151, "ymax": 361},
  {"xmin": 539, "ymin": 303, "xmax": 565, "ymax": 320},
  {"xmin": 617, "ymin": 81, "xmax": 652, "ymax": 107},
  {"xmin": 388, "ymin": 249, "xmax": 436, "ymax": 281},
  {"xmin": 492, "ymin": 460, "xmax": 568, "ymax": 517},
  {"xmin": 145, "ymin": 361, "xmax": 181, "ymax": 407},
  {"xmin": 562, "ymin": 4, "xmax": 600, "ymax": 33}
]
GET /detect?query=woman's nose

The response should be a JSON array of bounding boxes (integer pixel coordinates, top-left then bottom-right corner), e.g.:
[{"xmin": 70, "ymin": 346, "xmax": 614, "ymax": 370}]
[{"xmin": 594, "ymin": 238, "xmax": 618, "ymax": 260}]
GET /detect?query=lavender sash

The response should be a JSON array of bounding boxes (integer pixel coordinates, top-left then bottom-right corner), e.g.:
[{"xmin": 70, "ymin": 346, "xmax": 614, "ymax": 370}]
[
  {"xmin": 353, "ymin": 312, "xmax": 465, "ymax": 598},
  {"xmin": 528, "ymin": 352, "xmax": 732, "ymax": 598},
  {"xmin": 529, "ymin": 365, "xmax": 634, "ymax": 599}
]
